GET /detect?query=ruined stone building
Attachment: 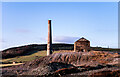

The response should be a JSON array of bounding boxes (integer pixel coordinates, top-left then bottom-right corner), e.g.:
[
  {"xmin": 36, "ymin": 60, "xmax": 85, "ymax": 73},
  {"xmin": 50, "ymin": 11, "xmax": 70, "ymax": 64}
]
[{"xmin": 74, "ymin": 37, "xmax": 90, "ymax": 52}]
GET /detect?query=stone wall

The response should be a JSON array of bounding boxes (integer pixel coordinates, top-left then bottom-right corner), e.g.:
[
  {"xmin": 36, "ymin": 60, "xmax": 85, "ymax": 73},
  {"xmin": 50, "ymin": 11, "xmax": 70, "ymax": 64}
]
[{"xmin": 74, "ymin": 38, "xmax": 90, "ymax": 52}]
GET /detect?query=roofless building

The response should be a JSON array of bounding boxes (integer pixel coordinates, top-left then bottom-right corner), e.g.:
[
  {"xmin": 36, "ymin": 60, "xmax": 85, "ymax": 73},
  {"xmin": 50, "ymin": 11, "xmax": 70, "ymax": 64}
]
[{"xmin": 74, "ymin": 37, "xmax": 90, "ymax": 52}]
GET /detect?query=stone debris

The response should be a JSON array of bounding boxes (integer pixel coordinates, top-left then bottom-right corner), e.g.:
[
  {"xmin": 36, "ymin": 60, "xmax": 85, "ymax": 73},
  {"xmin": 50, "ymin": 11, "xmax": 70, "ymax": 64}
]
[{"xmin": 2, "ymin": 51, "xmax": 120, "ymax": 76}]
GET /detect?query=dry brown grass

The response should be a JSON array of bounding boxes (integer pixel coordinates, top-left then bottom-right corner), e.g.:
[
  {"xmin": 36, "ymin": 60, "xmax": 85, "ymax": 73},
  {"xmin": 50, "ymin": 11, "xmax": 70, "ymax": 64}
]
[{"xmin": 0, "ymin": 63, "xmax": 23, "ymax": 67}]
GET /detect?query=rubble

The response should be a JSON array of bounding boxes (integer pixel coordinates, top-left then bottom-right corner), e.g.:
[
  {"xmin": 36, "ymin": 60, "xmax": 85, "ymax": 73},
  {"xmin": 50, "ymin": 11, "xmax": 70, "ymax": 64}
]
[{"xmin": 2, "ymin": 51, "xmax": 120, "ymax": 76}]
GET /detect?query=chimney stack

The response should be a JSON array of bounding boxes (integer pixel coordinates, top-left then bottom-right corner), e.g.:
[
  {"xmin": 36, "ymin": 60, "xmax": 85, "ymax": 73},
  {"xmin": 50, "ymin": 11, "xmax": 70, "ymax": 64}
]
[{"xmin": 47, "ymin": 20, "xmax": 52, "ymax": 56}]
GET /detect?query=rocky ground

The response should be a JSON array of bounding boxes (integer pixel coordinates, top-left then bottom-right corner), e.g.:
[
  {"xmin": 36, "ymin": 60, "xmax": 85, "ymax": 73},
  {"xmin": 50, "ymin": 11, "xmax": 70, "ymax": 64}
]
[{"xmin": 1, "ymin": 51, "xmax": 120, "ymax": 77}]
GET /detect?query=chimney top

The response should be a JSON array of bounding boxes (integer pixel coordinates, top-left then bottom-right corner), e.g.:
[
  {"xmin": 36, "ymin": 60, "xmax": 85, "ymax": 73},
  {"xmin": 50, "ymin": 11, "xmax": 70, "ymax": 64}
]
[{"xmin": 48, "ymin": 20, "xmax": 51, "ymax": 24}]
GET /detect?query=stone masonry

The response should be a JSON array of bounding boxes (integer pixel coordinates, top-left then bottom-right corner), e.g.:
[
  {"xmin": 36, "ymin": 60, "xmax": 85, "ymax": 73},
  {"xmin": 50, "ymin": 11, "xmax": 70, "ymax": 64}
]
[
  {"xmin": 74, "ymin": 37, "xmax": 90, "ymax": 52},
  {"xmin": 47, "ymin": 20, "xmax": 52, "ymax": 56}
]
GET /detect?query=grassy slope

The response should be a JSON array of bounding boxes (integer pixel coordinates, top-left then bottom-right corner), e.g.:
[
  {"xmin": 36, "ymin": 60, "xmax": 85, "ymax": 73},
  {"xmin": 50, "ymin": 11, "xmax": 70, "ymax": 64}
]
[
  {"xmin": 0, "ymin": 50, "xmax": 73, "ymax": 67},
  {"xmin": 1, "ymin": 51, "xmax": 47, "ymax": 63},
  {"xmin": 0, "ymin": 51, "xmax": 47, "ymax": 67}
]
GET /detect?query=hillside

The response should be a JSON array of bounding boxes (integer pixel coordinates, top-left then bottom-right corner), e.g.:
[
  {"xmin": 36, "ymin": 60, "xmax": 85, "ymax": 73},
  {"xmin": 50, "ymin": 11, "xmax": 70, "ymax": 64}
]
[
  {"xmin": 1, "ymin": 50, "xmax": 72, "ymax": 64},
  {"xmin": 2, "ymin": 51, "xmax": 120, "ymax": 76},
  {"xmin": 1, "ymin": 44, "xmax": 73, "ymax": 59},
  {"xmin": 1, "ymin": 44, "xmax": 120, "ymax": 76},
  {"xmin": 1, "ymin": 43, "xmax": 120, "ymax": 59}
]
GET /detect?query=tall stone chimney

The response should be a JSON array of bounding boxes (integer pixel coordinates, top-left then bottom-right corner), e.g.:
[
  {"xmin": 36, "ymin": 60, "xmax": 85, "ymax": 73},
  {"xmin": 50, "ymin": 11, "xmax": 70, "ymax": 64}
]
[{"xmin": 47, "ymin": 20, "xmax": 52, "ymax": 56}]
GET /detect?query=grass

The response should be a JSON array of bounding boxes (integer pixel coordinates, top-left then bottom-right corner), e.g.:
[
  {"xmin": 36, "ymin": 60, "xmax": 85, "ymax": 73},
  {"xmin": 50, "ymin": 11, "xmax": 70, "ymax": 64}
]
[
  {"xmin": 0, "ymin": 63, "xmax": 23, "ymax": 67},
  {"xmin": 0, "ymin": 50, "xmax": 72, "ymax": 67},
  {"xmin": 1, "ymin": 51, "xmax": 47, "ymax": 63},
  {"xmin": 1, "ymin": 50, "xmax": 73, "ymax": 63},
  {"xmin": 0, "ymin": 50, "xmax": 48, "ymax": 67}
]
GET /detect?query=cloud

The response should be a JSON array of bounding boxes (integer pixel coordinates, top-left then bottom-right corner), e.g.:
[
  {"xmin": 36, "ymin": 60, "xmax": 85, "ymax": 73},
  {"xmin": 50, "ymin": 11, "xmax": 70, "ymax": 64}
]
[
  {"xmin": 15, "ymin": 29, "xmax": 31, "ymax": 33},
  {"xmin": 0, "ymin": 39, "xmax": 6, "ymax": 43},
  {"xmin": 53, "ymin": 36, "xmax": 80, "ymax": 43},
  {"xmin": 2, "ymin": 40, "xmax": 6, "ymax": 43},
  {"xmin": 39, "ymin": 37, "xmax": 47, "ymax": 41}
]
